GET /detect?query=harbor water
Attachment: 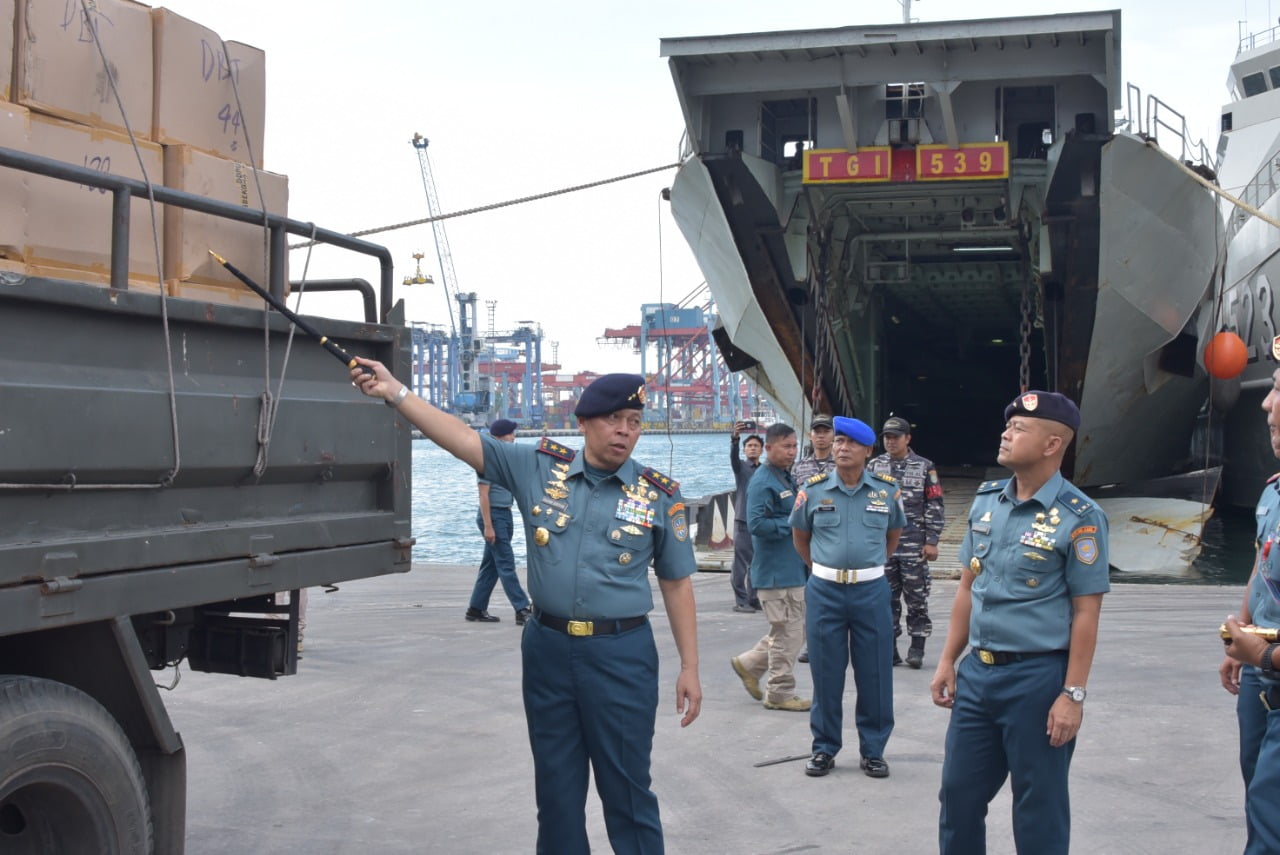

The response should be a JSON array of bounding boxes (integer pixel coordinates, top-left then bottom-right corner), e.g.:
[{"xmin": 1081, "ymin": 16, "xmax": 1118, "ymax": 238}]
[{"xmin": 410, "ymin": 432, "xmax": 1254, "ymax": 585}]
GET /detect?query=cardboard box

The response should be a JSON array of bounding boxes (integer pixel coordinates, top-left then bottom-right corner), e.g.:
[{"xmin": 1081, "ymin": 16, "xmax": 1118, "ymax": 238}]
[
  {"xmin": 14, "ymin": 0, "xmax": 153, "ymax": 137},
  {"xmin": 0, "ymin": 104, "xmax": 164, "ymax": 287},
  {"xmin": 162, "ymin": 144, "xmax": 287, "ymax": 299},
  {"xmin": 0, "ymin": 0, "xmax": 14, "ymax": 101},
  {"xmin": 152, "ymin": 8, "xmax": 264, "ymax": 167}
]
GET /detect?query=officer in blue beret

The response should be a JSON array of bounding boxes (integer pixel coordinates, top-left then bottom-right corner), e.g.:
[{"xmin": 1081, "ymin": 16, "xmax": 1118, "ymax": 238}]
[
  {"xmin": 790, "ymin": 416, "xmax": 905, "ymax": 779},
  {"xmin": 465, "ymin": 418, "xmax": 532, "ymax": 625},
  {"xmin": 351, "ymin": 361, "xmax": 702, "ymax": 855},
  {"xmin": 930, "ymin": 390, "xmax": 1109, "ymax": 855},
  {"xmin": 1222, "ymin": 366, "xmax": 1280, "ymax": 853}
]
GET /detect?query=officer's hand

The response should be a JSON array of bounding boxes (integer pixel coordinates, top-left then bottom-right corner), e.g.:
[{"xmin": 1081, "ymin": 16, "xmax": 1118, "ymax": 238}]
[
  {"xmin": 732, "ymin": 421, "xmax": 745, "ymax": 439},
  {"xmin": 351, "ymin": 357, "xmax": 399, "ymax": 403},
  {"xmin": 675, "ymin": 666, "xmax": 702, "ymax": 727},
  {"xmin": 923, "ymin": 543, "xmax": 939, "ymax": 562},
  {"xmin": 930, "ymin": 662, "xmax": 956, "ymax": 708},
  {"xmin": 483, "ymin": 524, "xmax": 496, "ymax": 544},
  {"xmin": 1224, "ymin": 614, "xmax": 1268, "ymax": 666},
  {"xmin": 1220, "ymin": 655, "xmax": 1244, "ymax": 695},
  {"xmin": 1046, "ymin": 694, "xmax": 1083, "ymax": 748}
]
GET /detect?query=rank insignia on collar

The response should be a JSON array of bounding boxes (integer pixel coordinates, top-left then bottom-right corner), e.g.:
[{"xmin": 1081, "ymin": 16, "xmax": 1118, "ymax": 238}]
[{"xmin": 807, "ymin": 472, "xmax": 828, "ymax": 485}]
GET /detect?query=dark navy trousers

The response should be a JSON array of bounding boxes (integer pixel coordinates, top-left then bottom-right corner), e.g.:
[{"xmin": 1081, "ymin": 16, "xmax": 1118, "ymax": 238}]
[
  {"xmin": 1238, "ymin": 667, "xmax": 1266, "ymax": 849},
  {"xmin": 806, "ymin": 574, "xmax": 894, "ymax": 760},
  {"xmin": 730, "ymin": 520, "xmax": 756, "ymax": 607},
  {"xmin": 469, "ymin": 507, "xmax": 530, "ymax": 612},
  {"xmin": 939, "ymin": 651, "xmax": 1072, "ymax": 855},
  {"xmin": 522, "ymin": 616, "xmax": 663, "ymax": 855}
]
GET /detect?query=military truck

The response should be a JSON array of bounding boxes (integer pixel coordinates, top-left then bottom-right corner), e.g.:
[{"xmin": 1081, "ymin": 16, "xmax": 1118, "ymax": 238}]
[{"xmin": 0, "ymin": 146, "xmax": 413, "ymax": 853}]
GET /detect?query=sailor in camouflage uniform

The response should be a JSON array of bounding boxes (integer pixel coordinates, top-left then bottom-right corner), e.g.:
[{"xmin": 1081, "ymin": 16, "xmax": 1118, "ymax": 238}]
[
  {"xmin": 351, "ymin": 362, "xmax": 702, "ymax": 855},
  {"xmin": 868, "ymin": 416, "xmax": 944, "ymax": 668}
]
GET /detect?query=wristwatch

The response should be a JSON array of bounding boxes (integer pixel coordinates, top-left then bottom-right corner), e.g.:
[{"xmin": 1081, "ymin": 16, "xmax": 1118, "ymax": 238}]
[
  {"xmin": 1261, "ymin": 643, "xmax": 1280, "ymax": 679},
  {"xmin": 1062, "ymin": 686, "xmax": 1087, "ymax": 703}
]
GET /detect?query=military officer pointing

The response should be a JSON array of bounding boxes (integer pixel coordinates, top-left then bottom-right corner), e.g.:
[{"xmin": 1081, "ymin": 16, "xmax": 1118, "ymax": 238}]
[
  {"xmin": 930, "ymin": 391, "xmax": 1108, "ymax": 855},
  {"xmin": 790, "ymin": 416, "xmax": 904, "ymax": 779},
  {"xmin": 351, "ymin": 360, "xmax": 701, "ymax": 855}
]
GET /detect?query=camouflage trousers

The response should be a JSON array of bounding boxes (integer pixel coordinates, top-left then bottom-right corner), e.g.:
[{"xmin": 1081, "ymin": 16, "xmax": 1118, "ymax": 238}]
[{"xmin": 886, "ymin": 554, "xmax": 931, "ymax": 639}]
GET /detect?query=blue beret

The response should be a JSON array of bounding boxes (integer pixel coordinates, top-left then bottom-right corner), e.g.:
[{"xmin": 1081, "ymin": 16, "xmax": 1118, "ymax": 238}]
[
  {"xmin": 574, "ymin": 373, "xmax": 646, "ymax": 419},
  {"xmin": 488, "ymin": 418, "xmax": 518, "ymax": 437},
  {"xmin": 833, "ymin": 416, "xmax": 876, "ymax": 446},
  {"xmin": 1003, "ymin": 390, "xmax": 1080, "ymax": 432}
]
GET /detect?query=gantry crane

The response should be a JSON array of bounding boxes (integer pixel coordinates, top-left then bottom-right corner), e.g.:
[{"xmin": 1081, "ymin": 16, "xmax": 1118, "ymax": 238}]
[{"xmin": 410, "ymin": 132, "xmax": 486, "ymax": 414}]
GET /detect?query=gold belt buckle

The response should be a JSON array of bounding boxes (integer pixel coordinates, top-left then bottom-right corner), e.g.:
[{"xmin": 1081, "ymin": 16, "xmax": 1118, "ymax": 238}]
[
  {"xmin": 567, "ymin": 620, "xmax": 594, "ymax": 637},
  {"xmin": 837, "ymin": 569, "xmax": 851, "ymax": 584},
  {"xmin": 978, "ymin": 649, "xmax": 995, "ymax": 665}
]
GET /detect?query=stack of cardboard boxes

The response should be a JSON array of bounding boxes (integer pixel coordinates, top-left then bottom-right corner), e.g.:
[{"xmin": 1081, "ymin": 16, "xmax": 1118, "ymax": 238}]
[{"xmin": 0, "ymin": 0, "xmax": 287, "ymax": 305}]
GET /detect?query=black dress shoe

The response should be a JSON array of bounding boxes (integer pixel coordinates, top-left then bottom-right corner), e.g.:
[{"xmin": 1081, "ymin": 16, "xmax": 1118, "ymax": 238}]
[
  {"xmin": 515, "ymin": 608, "xmax": 531, "ymax": 626},
  {"xmin": 798, "ymin": 649, "xmax": 810, "ymax": 663},
  {"xmin": 465, "ymin": 608, "xmax": 500, "ymax": 623},
  {"xmin": 906, "ymin": 645, "xmax": 924, "ymax": 669},
  {"xmin": 805, "ymin": 752, "xmax": 835, "ymax": 777},
  {"xmin": 860, "ymin": 756, "xmax": 889, "ymax": 778}
]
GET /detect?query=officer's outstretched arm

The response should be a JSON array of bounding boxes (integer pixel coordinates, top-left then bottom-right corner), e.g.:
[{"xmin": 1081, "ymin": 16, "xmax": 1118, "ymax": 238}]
[{"xmin": 352, "ymin": 357, "xmax": 483, "ymax": 471}]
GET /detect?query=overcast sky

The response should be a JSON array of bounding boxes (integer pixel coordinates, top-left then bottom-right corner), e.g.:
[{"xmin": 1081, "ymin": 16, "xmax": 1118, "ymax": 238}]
[{"xmin": 154, "ymin": 0, "xmax": 1260, "ymax": 376}]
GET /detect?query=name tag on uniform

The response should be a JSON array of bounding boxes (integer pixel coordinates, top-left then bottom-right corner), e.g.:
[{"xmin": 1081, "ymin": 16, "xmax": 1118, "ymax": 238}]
[
  {"xmin": 866, "ymin": 503, "xmax": 889, "ymax": 513},
  {"xmin": 971, "ymin": 523, "xmax": 991, "ymax": 534},
  {"xmin": 780, "ymin": 490, "xmax": 793, "ymax": 499},
  {"xmin": 815, "ymin": 505, "xmax": 836, "ymax": 513}
]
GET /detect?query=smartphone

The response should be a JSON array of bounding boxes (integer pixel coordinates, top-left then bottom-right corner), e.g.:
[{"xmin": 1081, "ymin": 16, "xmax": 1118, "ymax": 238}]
[{"xmin": 741, "ymin": 419, "xmax": 757, "ymax": 430}]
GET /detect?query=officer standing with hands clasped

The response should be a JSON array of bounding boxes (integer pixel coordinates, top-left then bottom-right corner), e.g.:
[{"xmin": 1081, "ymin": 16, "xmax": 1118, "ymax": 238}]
[
  {"xmin": 790, "ymin": 416, "xmax": 904, "ymax": 779},
  {"xmin": 931, "ymin": 390, "xmax": 1108, "ymax": 855},
  {"xmin": 869, "ymin": 415, "xmax": 944, "ymax": 668},
  {"xmin": 1222, "ymin": 365, "xmax": 1280, "ymax": 855},
  {"xmin": 351, "ymin": 358, "xmax": 701, "ymax": 855}
]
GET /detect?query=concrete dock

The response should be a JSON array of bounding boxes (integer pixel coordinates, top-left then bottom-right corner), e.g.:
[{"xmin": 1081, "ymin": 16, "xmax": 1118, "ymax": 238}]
[{"xmin": 169, "ymin": 565, "xmax": 1251, "ymax": 854}]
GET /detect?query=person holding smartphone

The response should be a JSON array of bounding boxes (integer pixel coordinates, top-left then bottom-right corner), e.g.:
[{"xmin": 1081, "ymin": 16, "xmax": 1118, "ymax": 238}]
[{"xmin": 730, "ymin": 420, "xmax": 764, "ymax": 612}]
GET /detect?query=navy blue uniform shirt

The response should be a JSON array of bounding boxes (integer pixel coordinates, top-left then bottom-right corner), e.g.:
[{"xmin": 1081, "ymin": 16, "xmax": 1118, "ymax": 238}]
[{"xmin": 789, "ymin": 469, "xmax": 906, "ymax": 568}]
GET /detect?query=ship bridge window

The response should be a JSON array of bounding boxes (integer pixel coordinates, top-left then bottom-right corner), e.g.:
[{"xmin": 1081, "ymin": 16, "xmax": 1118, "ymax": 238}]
[
  {"xmin": 761, "ymin": 98, "xmax": 816, "ymax": 169},
  {"xmin": 1270, "ymin": 66, "xmax": 1280, "ymax": 89},
  {"xmin": 886, "ymin": 83, "xmax": 926, "ymax": 119},
  {"xmin": 1243, "ymin": 71, "xmax": 1268, "ymax": 97}
]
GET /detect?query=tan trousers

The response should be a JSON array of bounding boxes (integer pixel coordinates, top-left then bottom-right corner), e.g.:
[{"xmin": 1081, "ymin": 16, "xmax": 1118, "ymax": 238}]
[{"xmin": 736, "ymin": 585, "xmax": 806, "ymax": 703}]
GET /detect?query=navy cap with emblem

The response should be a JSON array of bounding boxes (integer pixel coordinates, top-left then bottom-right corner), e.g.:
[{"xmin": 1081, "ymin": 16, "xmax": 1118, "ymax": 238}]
[
  {"xmin": 833, "ymin": 416, "xmax": 876, "ymax": 446},
  {"xmin": 810, "ymin": 413, "xmax": 834, "ymax": 429},
  {"xmin": 1003, "ymin": 390, "xmax": 1081, "ymax": 432},
  {"xmin": 881, "ymin": 416, "xmax": 911, "ymax": 436},
  {"xmin": 574, "ymin": 373, "xmax": 646, "ymax": 419},
  {"xmin": 488, "ymin": 418, "xmax": 518, "ymax": 437}
]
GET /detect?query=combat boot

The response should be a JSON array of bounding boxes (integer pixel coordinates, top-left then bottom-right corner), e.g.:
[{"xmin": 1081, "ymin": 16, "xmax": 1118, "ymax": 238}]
[{"xmin": 906, "ymin": 638, "xmax": 925, "ymax": 669}]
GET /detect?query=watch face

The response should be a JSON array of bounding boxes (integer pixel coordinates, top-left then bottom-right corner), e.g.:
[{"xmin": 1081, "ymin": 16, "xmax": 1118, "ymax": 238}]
[{"xmin": 1066, "ymin": 687, "xmax": 1086, "ymax": 702}]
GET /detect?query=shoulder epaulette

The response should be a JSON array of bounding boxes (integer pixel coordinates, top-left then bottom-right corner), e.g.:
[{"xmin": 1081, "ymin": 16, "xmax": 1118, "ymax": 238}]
[
  {"xmin": 1063, "ymin": 493, "xmax": 1093, "ymax": 516},
  {"xmin": 641, "ymin": 467, "xmax": 678, "ymax": 495},
  {"xmin": 1268, "ymin": 472, "xmax": 1280, "ymax": 485},
  {"xmin": 875, "ymin": 472, "xmax": 897, "ymax": 484},
  {"xmin": 806, "ymin": 472, "xmax": 830, "ymax": 486},
  {"xmin": 976, "ymin": 479, "xmax": 1007, "ymax": 493},
  {"xmin": 537, "ymin": 437, "xmax": 575, "ymax": 462}
]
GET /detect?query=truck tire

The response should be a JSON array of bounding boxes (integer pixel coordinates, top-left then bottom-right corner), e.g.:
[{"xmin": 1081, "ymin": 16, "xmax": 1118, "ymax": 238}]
[{"xmin": 0, "ymin": 675, "xmax": 152, "ymax": 854}]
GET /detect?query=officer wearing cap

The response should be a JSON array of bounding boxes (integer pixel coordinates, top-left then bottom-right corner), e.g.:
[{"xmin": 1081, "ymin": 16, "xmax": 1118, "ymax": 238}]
[
  {"xmin": 1222, "ymin": 366, "xmax": 1280, "ymax": 853},
  {"xmin": 350, "ymin": 360, "xmax": 702, "ymax": 855},
  {"xmin": 930, "ymin": 390, "xmax": 1108, "ymax": 855},
  {"xmin": 869, "ymin": 416, "xmax": 944, "ymax": 668},
  {"xmin": 465, "ymin": 418, "xmax": 533, "ymax": 625},
  {"xmin": 790, "ymin": 416, "xmax": 905, "ymax": 779},
  {"xmin": 791, "ymin": 413, "xmax": 836, "ymax": 483}
]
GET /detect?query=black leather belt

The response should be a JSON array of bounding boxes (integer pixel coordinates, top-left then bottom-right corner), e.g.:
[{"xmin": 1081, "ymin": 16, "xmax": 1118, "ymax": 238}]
[
  {"xmin": 532, "ymin": 608, "xmax": 647, "ymax": 637},
  {"xmin": 1262, "ymin": 684, "xmax": 1280, "ymax": 711},
  {"xmin": 971, "ymin": 647, "xmax": 1066, "ymax": 666}
]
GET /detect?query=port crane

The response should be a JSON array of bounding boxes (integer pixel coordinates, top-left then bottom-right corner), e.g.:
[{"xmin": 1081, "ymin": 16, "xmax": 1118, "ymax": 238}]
[{"xmin": 410, "ymin": 132, "xmax": 487, "ymax": 414}]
